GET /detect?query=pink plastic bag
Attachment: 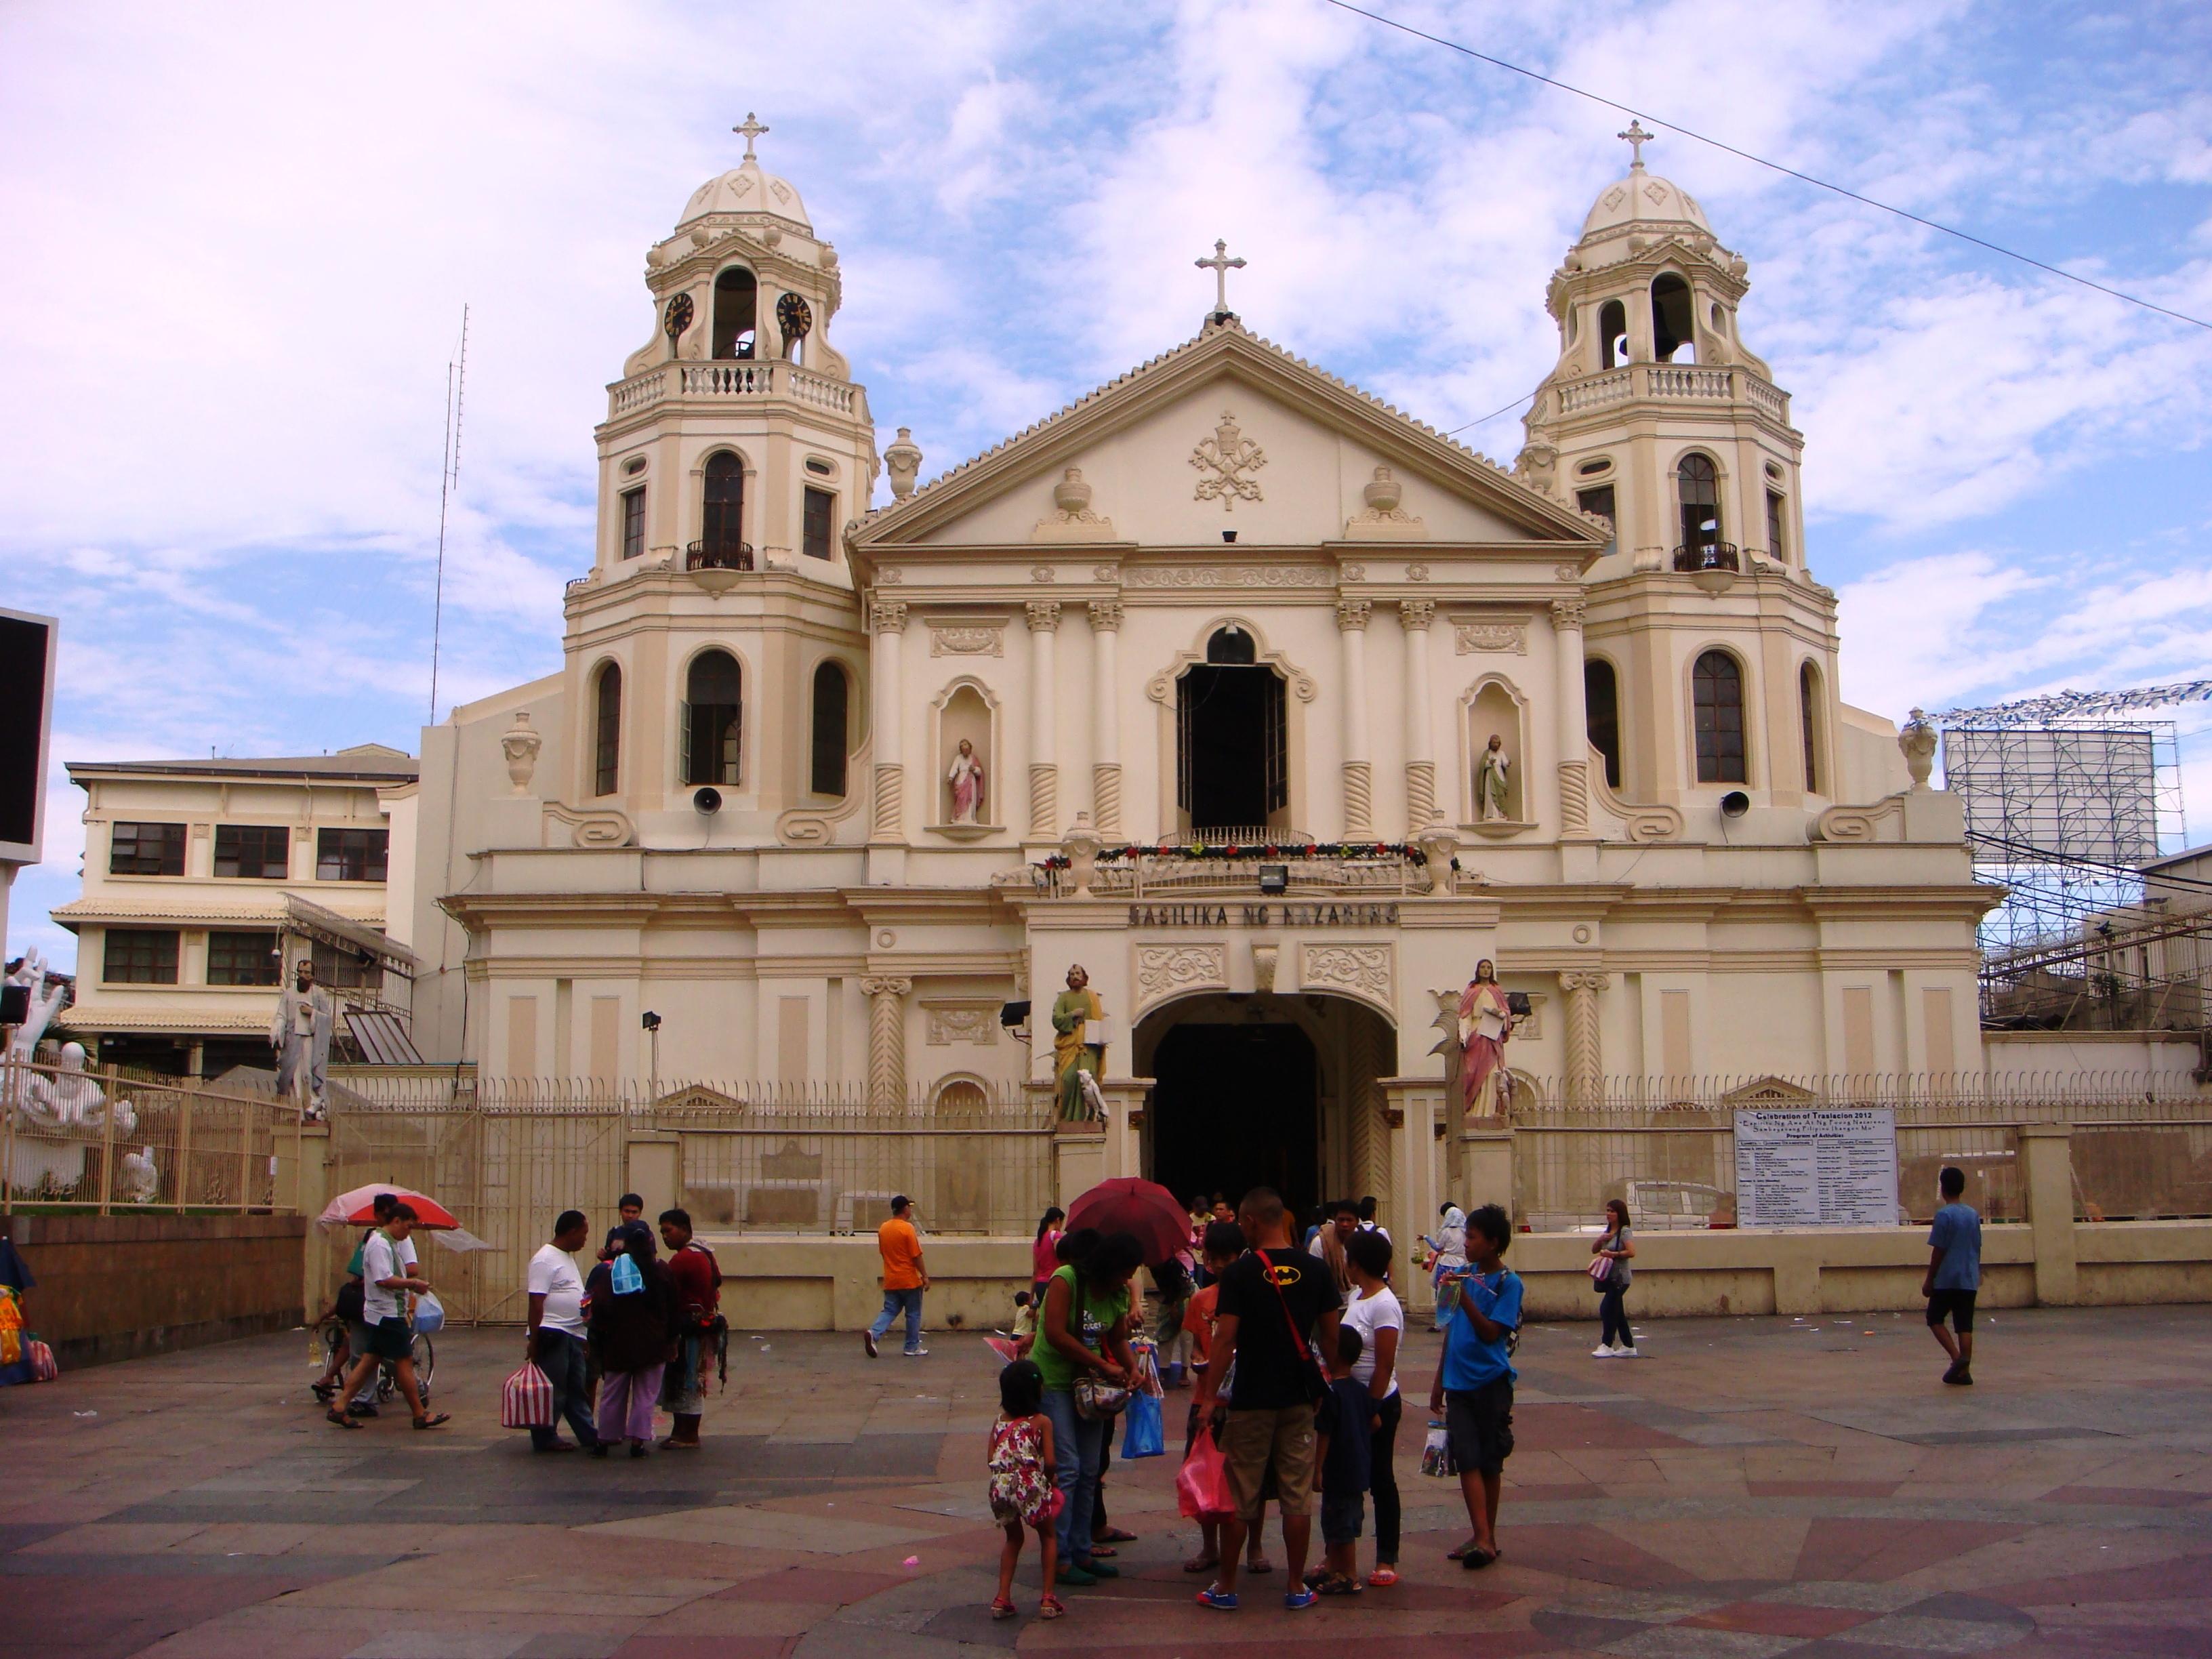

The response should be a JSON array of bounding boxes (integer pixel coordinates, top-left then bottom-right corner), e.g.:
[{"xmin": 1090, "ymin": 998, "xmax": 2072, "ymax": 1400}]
[{"xmin": 1175, "ymin": 1425, "xmax": 1235, "ymax": 1521}]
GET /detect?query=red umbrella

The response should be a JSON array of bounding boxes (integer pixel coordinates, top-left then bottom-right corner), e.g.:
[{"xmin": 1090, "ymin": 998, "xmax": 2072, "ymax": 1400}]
[
  {"xmin": 318, "ymin": 1184, "xmax": 464, "ymax": 1230},
  {"xmin": 1066, "ymin": 1177, "xmax": 1191, "ymax": 1266}
]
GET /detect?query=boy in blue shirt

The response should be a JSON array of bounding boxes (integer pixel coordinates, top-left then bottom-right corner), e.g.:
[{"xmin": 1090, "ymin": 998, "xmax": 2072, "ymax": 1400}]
[
  {"xmin": 1427, "ymin": 1202, "xmax": 1521, "ymax": 1570},
  {"xmin": 1924, "ymin": 1165, "xmax": 1983, "ymax": 1387},
  {"xmin": 1311, "ymin": 1324, "xmax": 1374, "ymax": 1595}
]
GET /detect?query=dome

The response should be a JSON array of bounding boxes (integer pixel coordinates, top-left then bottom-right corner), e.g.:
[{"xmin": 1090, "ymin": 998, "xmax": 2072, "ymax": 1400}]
[
  {"xmin": 676, "ymin": 159, "xmax": 812, "ymax": 232},
  {"xmin": 1580, "ymin": 165, "xmax": 1711, "ymax": 240}
]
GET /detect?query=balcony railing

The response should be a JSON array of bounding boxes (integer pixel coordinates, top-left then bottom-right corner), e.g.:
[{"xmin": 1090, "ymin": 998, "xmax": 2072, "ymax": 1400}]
[
  {"xmin": 1673, "ymin": 541, "xmax": 1740, "ymax": 574},
  {"xmin": 687, "ymin": 537, "xmax": 754, "ymax": 572},
  {"xmin": 1546, "ymin": 365, "xmax": 1790, "ymax": 424},
  {"xmin": 607, "ymin": 361, "xmax": 863, "ymax": 422}
]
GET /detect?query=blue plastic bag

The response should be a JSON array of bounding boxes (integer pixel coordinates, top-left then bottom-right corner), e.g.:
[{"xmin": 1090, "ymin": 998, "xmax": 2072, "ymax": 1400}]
[
  {"xmin": 611, "ymin": 1254, "xmax": 642, "ymax": 1294},
  {"xmin": 1121, "ymin": 1388, "xmax": 1164, "ymax": 1458}
]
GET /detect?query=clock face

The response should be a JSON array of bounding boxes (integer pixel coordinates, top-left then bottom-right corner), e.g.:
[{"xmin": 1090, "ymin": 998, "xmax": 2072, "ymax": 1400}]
[
  {"xmin": 663, "ymin": 292, "xmax": 694, "ymax": 339},
  {"xmin": 775, "ymin": 291, "xmax": 813, "ymax": 340}
]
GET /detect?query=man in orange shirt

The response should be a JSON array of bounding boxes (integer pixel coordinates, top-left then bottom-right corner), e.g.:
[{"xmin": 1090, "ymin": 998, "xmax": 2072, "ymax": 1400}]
[{"xmin": 864, "ymin": 1195, "xmax": 930, "ymax": 1359}]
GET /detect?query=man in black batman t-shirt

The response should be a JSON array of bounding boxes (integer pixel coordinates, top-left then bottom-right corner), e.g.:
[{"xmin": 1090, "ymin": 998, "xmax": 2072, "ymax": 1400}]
[{"xmin": 1200, "ymin": 1187, "xmax": 1343, "ymax": 1612}]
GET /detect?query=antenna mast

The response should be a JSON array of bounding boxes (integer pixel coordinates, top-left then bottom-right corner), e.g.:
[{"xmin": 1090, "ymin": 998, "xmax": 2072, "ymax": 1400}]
[{"xmin": 428, "ymin": 304, "xmax": 469, "ymax": 724}]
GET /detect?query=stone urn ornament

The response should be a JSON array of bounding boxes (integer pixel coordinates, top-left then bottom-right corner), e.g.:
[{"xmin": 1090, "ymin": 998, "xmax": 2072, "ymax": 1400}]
[
  {"xmin": 1364, "ymin": 466, "xmax": 1403, "ymax": 514},
  {"xmin": 1899, "ymin": 708, "xmax": 1938, "ymax": 790},
  {"xmin": 1053, "ymin": 467, "xmax": 1097, "ymax": 520},
  {"xmin": 1061, "ymin": 812, "xmax": 1103, "ymax": 897},
  {"xmin": 501, "ymin": 710, "xmax": 543, "ymax": 796},
  {"xmin": 884, "ymin": 428, "xmax": 923, "ymax": 501}
]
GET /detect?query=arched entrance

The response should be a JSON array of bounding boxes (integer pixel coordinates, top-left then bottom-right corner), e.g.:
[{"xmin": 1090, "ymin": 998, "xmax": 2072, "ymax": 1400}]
[{"xmin": 1137, "ymin": 991, "xmax": 1395, "ymax": 1223}]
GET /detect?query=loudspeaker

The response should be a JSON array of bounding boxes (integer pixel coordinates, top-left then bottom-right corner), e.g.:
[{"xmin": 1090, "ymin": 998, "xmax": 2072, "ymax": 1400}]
[
  {"xmin": 1719, "ymin": 790, "xmax": 1751, "ymax": 818},
  {"xmin": 693, "ymin": 786, "xmax": 722, "ymax": 814}
]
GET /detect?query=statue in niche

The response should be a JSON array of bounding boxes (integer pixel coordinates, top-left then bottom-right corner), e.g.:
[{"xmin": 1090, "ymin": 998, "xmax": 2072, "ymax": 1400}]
[
  {"xmin": 272, "ymin": 958, "xmax": 333, "ymax": 1117},
  {"xmin": 1456, "ymin": 958, "xmax": 1515, "ymax": 1118},
  {"xmin": 1477, "ymin": 733, "xmax": 1513, "ymax": 821},
  {"xmin": 946, "ymin": 737, "xmax": 986, "ymax": 825}
]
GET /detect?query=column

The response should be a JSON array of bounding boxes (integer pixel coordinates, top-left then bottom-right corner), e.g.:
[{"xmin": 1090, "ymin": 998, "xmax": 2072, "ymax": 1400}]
[
  {"xmin": 1087, "ymin": 599, "xmax": 1123, "ymax": 836},
  {"xmin": 1026, "ymin": 600, "xmax": 1061, "ymax": 838},
  {"xmin": 861, "ymin": 975, "xmax": 911, "ymax": 1106},
  {"xmin": 1399, "ymin": 599, "xmax": 1437, "ymax": 833},
  {"xmin": 2019, "ymin": 1123, "xmax": 2078, "ymax": 1305},
  {"xmin": 1558, "ymin": 969, "xmax": 1606, "ymax": 1107},
  {"xmin": 869, "ymin": 598, "xmax": 907, "ymax": 840},
  {"xmin": 1337, "ymin": 598, "xmax": 1373, "ymax": 837},
  {"xmin": 1552, "ymin": 596, "xmax": 1592, "ymax": 835}
]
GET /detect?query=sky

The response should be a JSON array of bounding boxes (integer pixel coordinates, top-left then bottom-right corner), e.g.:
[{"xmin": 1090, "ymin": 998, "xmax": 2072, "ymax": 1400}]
[{"xmin": 4, "ymin": 0, "xmax": 2209, "ymax": 970}]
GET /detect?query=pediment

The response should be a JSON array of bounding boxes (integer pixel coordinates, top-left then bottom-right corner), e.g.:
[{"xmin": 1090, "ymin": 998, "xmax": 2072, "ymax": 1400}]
[{"xmin": 853, "ymin": 325, "xmax": 1603, "ymax": 554}]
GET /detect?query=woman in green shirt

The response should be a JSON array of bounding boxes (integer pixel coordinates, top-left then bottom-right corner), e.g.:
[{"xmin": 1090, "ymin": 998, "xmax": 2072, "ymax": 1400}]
[{"xmin": 1036, "ymin": 1228, "xmax": 1143, "ymax": 1587}]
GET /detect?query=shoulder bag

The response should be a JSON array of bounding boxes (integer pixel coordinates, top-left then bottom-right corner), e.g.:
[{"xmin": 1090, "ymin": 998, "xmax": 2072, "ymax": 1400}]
[
  {"xmin": 1253, "ymin": 1249, "xmax": 1328, "ymax": 1406},
  {"xmin": 1067, "ymin": 1272, "xmax": 1130, "ymax": 1420}
]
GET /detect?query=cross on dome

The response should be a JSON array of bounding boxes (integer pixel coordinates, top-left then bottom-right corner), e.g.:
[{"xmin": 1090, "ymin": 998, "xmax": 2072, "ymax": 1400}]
[
  {"xmin": 734, "ymin": 112, "xmax": 770, "ymax": 163},
  {"xmin": 1618, "ymin": 119, "xmax": 1654, "ymax": 171},
  {"xmin": 1196, "ymin": 238, "xmax": 1246, "ymax": 321}
]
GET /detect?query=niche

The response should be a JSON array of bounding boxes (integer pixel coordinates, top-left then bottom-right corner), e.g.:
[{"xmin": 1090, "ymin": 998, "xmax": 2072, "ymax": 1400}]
[
  {"xmin": 1464, "ymin": 678, "xmax": 1530, "ymax": 830},
  {"xmin": 932, "ymin": 679, "xmax": 999, "ymax": 835}
]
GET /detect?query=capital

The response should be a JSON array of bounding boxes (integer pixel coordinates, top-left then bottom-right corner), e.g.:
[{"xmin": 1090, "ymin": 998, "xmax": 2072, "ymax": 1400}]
[
  {"xmin": 861, "ymin": 975, "xmax": 912, "ymax": 998},
  {"xmin": 1558, "ymin": 969, "xmax": 1607, "ymax": 994},
  {"xmin": 1025, "ymin": 599, "xmax": 1062, "ymax": 633},
  {"xmin": 869, "ymin": 598, "xmax": 908, "ymax": 634},
  {"xmin": 1336, "ymin": 598, "xmax": 1372, "ymax": 632},
  {"xmin": 1397, "ymin": 598, "xmax": 1436, "ymax": 630},
  {"xmin": 1086, "ymin": 598, "xmax": 1124, "ymax": 632},
  {"xmin": 1551, "ymin": 596, "xmax": 1586, "ymax": 630}
]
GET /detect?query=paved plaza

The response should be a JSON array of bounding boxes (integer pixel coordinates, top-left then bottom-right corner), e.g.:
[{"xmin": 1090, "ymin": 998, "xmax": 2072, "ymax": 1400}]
[{"xmin": 5, "ymin": 1304, "xmax": 2211, "ymax": 1658}]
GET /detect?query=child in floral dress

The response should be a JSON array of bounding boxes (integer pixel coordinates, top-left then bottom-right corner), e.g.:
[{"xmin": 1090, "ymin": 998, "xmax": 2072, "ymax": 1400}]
[{"xmin": 989, "ymin": 1358, "xmax": 1063, "ymax": 1620}]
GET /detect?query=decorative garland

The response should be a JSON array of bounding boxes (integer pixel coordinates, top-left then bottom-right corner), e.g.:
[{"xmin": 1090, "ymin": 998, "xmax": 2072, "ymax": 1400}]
[{"xmin": 1038, "ymin": 840, "xmax": 1419, "ymax": 872}]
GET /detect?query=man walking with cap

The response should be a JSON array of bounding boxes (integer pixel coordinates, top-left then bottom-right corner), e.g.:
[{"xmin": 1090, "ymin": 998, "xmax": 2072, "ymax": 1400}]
[{"xmin": 865, "ymin": 1195, "xmax": 929, "ymax": 1358}]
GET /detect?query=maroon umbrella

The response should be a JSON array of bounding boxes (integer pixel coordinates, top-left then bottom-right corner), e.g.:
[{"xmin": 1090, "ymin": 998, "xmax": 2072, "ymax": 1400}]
[{"xmin": 1066, "ymin": 1177, "xmax": 1191, "ymax": 1266}]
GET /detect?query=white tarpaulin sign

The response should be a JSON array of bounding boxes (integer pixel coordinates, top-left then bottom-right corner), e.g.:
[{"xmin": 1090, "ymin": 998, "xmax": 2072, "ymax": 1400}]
[{"xmin": 1732, "ymin": 1108, "xmax": 1900, "ymax": 1228}]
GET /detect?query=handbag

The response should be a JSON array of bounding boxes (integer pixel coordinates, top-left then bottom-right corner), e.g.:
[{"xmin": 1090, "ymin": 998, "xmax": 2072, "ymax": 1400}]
[
  {"xmin": 1588, "ymin": 1254, "xmax": 1614, "ymax": 1286},
  {"xmin": 1120, "ymin": 1388, "xmax": 1165, "ymax": 1458},
  {"xmin": 1067, "ymin": 1273, "xmax": 1131, "ymax": 1420},
  {"xmin": 1419, "ymin": 1420, "xmax": 1456, "ymax": 1479},
  {"xmin": 500, "ymin": 1361, "xmax": 554, "ymax": 1429},
  {"xmin": 27, "ymin": 1338, "xmax": 58, "ymax": 1383},
  {"xmin": 1176, "ymin": 1425, "xmax": 1236, "ymax": 1519},
  {"xmin": 1253, "ymin": 1249, "xmax": 1327, "ymax": 1405}
]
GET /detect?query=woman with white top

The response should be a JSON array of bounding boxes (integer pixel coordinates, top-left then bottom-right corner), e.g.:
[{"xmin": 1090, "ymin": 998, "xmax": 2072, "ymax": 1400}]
[
  {"xmin": 1422, "ymin": 1204, "xmax": 1467, "ymax": 1332},
  {"xmin": 1591, "ymin": 1197, "xmax": 1637, "ymax": 1356},
  {"xmin": 1343, "ymin": 1228, "xmax": 1404, "ymax": 1587}
]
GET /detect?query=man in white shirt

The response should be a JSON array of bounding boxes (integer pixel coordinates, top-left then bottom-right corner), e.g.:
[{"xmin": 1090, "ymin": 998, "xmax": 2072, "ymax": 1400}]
[
  {"xmin": 526, "ymin": 1210, "xmax": 598, "ymax": 1452},
  {"xmin": 329, "ymin": 1204, "xmax": 446, "ymax": 1431}
]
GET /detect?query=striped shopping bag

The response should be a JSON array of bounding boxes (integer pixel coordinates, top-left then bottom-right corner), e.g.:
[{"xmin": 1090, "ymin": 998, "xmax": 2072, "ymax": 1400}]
[
  {"xmin": 27, "ymin": 1339, "xmax": 58, "ymax": 1382},
  {"xmin": 500, "ymin": 1361, "xmax": 554, "ymax": 1429}
]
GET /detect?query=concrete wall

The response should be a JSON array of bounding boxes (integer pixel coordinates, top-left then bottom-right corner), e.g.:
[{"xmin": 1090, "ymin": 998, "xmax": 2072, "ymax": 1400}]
[
  {"xmin": 711, "ymin": 1235, "xmax": 1033, "ymax": 1332},
  {"xmin": 3, "ymin": 1212, "xmax": 307, "ymax": 1368}
]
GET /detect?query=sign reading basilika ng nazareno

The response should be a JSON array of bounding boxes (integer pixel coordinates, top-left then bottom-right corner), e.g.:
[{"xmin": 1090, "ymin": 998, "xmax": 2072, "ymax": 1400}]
[{"xmin": 1127, "ymin": 903, "xmax": 1400, "ymax": 927}]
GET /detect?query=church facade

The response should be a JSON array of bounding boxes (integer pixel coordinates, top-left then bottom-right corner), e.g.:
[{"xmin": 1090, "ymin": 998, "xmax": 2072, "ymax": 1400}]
[{"xmin": 402, "ymin": 129, "xmax": 1994, "ymax": 1214}]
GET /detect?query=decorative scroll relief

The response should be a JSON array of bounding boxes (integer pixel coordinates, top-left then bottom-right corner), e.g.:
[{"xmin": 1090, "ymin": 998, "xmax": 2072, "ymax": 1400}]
[
  {"xmin": 1813, "ymin": 794, "xmax": 1907, "ymax": 844},
  {"xmin": 929, "ymin": 621, "xmax": 1005, "ymax": 657},
  {"xmin": 543, "ymin": 802, "xmax": 635, "ymax": 847},
  {"xmin": 1128, "ymin": 565, "xmax": 1335, "ymax": 589},
  {"xmin": 1191, "ymin": 409, "xmax": 1267, "ymax": 510},
  {"xmin": 1136, "ymin": 944, "xmax": 1228, "ymax": 1010},
  {"xmin": 1303, "ymin": 943, "xmax": 1393, "ymax": 1006},
  {"xmin": 922, "ymin": 1002, "xmax": 998, "ymax": 1046},
  {"xmin": 1454, "ymin": 619, "xmax": 1528, "ymax": 655}
]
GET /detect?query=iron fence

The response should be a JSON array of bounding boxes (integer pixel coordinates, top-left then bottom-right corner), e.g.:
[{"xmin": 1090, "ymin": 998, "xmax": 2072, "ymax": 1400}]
[{"xmin": 2, "ymin": 1057, "xmax": 301, "ymax": 1215}]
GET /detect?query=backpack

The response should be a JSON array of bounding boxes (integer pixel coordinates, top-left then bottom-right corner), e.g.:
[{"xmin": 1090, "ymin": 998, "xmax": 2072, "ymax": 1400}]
[{"xmin": 611, "ymin": 1253, "xmax": 643, "ymax": 1295}]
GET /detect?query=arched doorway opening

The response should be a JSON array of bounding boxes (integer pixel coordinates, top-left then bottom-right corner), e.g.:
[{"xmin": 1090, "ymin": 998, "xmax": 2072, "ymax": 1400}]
[
  {"xmin": 1137, "ymin": 991, "xmax": 1395, "ymax": 1225},
  {"xmin": 1176, "ymin": 625, "xmax": 1287, "ymax": 835}
]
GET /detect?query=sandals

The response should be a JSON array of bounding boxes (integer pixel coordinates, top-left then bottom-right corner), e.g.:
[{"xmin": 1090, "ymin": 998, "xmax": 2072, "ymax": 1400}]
[
  {"xmin": 1460, "ymin": 1546, "xmax": 1498, "ymax": 1570},
  {"xmin": 412, "ymin": 1412, "xmax": 451, "ymax": 1431},
  {"xmin": 1317, "ymin": 1572, "xmax": 1363, "ymax": 1596},
  {"xmin": 989, "ymin": 1597, "xmax": 1017, "ymax": 1621},
  {"xmin": 1244, "ymin": 1556, "xmax": 1273, "ymax": 1574},
  {"xmin": 1086, "ymin": 1544, "xmax": 1116, "ymax": 1559},
  {"xmin": 1039, "ymin": 1594, "xmax": 1065, "ymax": 1620},
  {"xmin": 310, "ymin": 1380, "xmax": 337, "ymax": 1404},
  {"xmin": 1182, "ymin": 1552, "xmax": 1221, "ymax": 1574},
  {"xmin": 1094, "ymin": 1525, "xmax": 1139, "ymax": 1543},
  {"xmin": 325, "ymin": 1409, "xmax": 362, "ymax": 1431},
  {"xmin": 1367, "ymin": 1565, "xmax": 1399, "ymax": 1587},
  {"xmin": 1448, "ymin": 1536, "xmax": 1482, "ymax": 1561}
]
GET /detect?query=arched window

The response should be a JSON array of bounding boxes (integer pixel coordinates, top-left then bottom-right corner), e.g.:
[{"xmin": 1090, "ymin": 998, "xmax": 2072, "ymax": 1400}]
[
  {"xmin": 712, "ymin": 267, "xmax": 757, "ymax": 360},
  {"xmin": 682, "ymin": 649, "xmax": 743, "ymax": 786},
  {"xmin": 593, "ymin": 662, "xmax": 622, "ymax": 797},
  {"xmin": 697, "ymin": 451, "xmax": 747, "ymax": 570},
  {"xmin": 1799, "ymin": 661, "xmax": 1821, "ymax": 793},
  {"xmin": 1677, "ymin": 453, "xmax": 1721, "ymax": 554},
  {"xmin": 1651, "ymin": 273, "xmax": 1696, "ymax": 362},
  {"xmin": 1599, "ymin": 298, "xmax": 1628, "ymax": 369},
  {"xmin": 1584, "ymin": 658, "xmax": 1621, "ymax": 789},
  {"xmin": 1206, "ymin": 624, "xmax": 1256, "ymax": 665},
  {"xmin": 1179, "ymin": 629, "xmax": 1286, "ymax": 830},
  {"xmin": 811, "ymin": 660, "xmax": 848, "ymax": 797},
  {"xmin": 1692, "ymin": 650, "xmax": 1746, "ymax": 784}
]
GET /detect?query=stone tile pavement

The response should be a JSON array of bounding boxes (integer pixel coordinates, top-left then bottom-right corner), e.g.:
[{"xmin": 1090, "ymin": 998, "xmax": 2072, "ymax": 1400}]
[{"xmin": 4, "ymin": 1303, "xmax": 2211, "ymax": 1656}]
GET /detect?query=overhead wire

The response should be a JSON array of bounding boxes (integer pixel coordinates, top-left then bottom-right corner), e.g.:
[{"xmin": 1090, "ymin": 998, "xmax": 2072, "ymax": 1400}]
[{"xmin": 1320, "ymin": 0, "xmax": 2211, "ymax": 333}]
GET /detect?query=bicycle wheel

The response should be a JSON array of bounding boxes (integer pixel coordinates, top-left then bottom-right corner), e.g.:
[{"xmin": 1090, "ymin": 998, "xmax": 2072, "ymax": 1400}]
[{"xmin": 413, "ymin": 1333, "xmax": 435, "ymax": 1393}]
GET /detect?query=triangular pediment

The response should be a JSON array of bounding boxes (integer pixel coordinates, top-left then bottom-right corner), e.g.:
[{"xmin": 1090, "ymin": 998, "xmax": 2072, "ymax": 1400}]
[{"xmin": 853, "ymin": 324, "xmax": 1604, "ymax": 552}]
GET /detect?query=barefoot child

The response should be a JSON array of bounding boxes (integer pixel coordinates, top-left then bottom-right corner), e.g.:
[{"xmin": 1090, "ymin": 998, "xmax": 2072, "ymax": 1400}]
[
  {"xmin": 1429, "ymin": 1202, "xmax": 1519, "ymax": 1570},
  {"xmin": 989, "ymin": 1359, "xmax": 1063, "ymax": 1621}
]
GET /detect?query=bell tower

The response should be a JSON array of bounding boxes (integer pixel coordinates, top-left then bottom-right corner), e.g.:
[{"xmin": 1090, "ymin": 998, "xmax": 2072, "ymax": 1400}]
[
  {"xmin": 1517, "ymin": 129, "xmax": 1841, "ymax": 815},
  {"xmin": 551, "ymin": 118, "xmax": 875, "ymax": 848}
]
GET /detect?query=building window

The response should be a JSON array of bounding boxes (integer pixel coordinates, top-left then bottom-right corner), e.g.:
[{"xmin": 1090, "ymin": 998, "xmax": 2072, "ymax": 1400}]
[
  {"xmin": 311, "ymin": 939, "xmax": 380, "ymax": 992},
  {"xmin": 1575, "ymin": 483, "xmax": 1616, "ymax": 556},
  {"xmin": 110, "ymin": 821, "xmax": 186, "ymax": 876},
  {"xmin": 1584, "ymin": 659, "xmax": 1622, "ymax": 789},
  {"xmin": 1651, "ymin": 272, "xmax": 1696, "ymax": 362},
  {"xmin": 694, "ymin": 451, "xmax": 747, "ymax": 569},
  {"xmin": 594, "ymin": 663, "xmax": 622, "ymax": 797},
  {"xmin": 316, "ymin": 827, "xmax": 389, "ymax": 882},
  {"xmin": 104, "ymin": 928, "xmax": 180, "ymax": 984},
  {"xmin": 802, "ymin": 486, "xmax": 835, "ymax": 560},
  {"xmin": 1800, "ymin": 660, "xmax": 1821, "ymax": 793},
  {"xmin": 1765, "ymin": 489, "xmax": 1787, "ymax": 563},
  {"xmin": 207, "ymin": 930, "xmax": 281, "ymax": 986},
  {"xmin": 620, "ymin": 486, "xmax": 646, "ymax": 560},
  {"xmin": 1677, "ymin": 453, "xmax": 1721, "ymax": 554},
  {"xmin": 1693, "ymin": 650, "xmax": 1748, "ymax": 784},
  {"xmin": 811, "ymin": 660, "xmax": 848, "ymax": 796},
  {"xmin": 712, "ymin": 266, "xmax": 758, "ymax": 359},
  {"xmin": 682, "ymin": 649, "xmax": 743, "ymax": 786},
  {"xmin": 213, "ymin": 824, "xmax": 289, "ymax": 879},
  {"xmin": 1599, "ymin": 299, "xmax": 1628, "ymax": 369}
]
